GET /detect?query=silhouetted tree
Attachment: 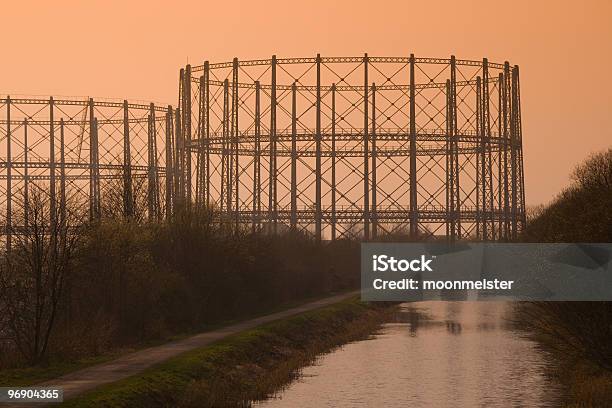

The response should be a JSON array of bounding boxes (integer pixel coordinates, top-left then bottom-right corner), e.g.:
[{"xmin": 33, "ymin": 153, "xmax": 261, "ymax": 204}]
[{"xmin": 0, "ymin": 185, "xmax": 81, "ymax": 364}]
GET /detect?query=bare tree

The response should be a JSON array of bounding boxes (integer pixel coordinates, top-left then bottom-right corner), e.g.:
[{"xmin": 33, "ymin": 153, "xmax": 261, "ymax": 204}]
[
  {"xmin": 100, "ymin": 170, "xmax": 149, "ymax": 222},
  {"xmin": 571, "ymin": 148, "xmax": 612, "ymax": 191},
  {"xmin": 0, "ymin": 185, "xmax": 81, "ymax": 364}
]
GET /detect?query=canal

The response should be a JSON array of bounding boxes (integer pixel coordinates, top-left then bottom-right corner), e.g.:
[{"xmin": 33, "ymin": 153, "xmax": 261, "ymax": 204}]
[{"xmin": 256, "ymin": 302, "xmax": 563, "ymax": 407}]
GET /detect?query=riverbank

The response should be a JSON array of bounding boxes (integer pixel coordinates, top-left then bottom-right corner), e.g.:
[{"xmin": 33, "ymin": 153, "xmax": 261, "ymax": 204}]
[
  {"xmin": 557, "ymin": 359, "xmax": 612, "ymax": 407},
  {"xmin": 517, "ymin": 149, "xmax": 612, "ymax": 407},
  {"xmin": 0, "ymin": 291, "xmax": 356, "ymax": 388},
  {"xmin": 532, "ymin": 332, "xmax": 612, "ymax": 407},
  {"xmin": 515, "ymin": 303, "xmax": 612, "ymax": 407},
  {"xmin": 59, "ymin": 297, "xmax": 395, "ymax": 407}
]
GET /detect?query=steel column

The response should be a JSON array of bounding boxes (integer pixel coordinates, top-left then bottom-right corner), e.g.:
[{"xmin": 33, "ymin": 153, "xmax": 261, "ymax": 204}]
[
  {"xmin": 92, "ymin": 117, "xmax": 101, "ymax": 219},
  {"xmin": 502, "ymin": 64, "xmax": 510, "ymax": 241},
  {"xmin": 445, "ymin": 80, "xmax": 451, "ymax": 240},
  {"xmin": 5, "ymin": 97, "xmax": 11, "ymax": 253},
  {"xmin": 165, "ymin": 107, "xmax": 174, "ymax": 218},
  {"xmin": 514, "ymin": 65, "xmax": 527, "ymax": 229},
  {"xmin": 270, "ymin": 56, "xmax": 277, "ymax": 234},
  {"xmin": 89, "ymin": 99, "xmax": 100, "ymax": 220},
  {"xmin": 174, "ymin": 106, "xmax": 183, "ymax": 204},
  {"xmin": 232, "ymin": 58, "xmax": 239, "ymax": 228},
  {"xmin": 185, "ymin": 65, "xmax": 192, "ymax": 205},
  {"xmin": 476, "ymin": 76, "xmax": 482, "ymax": 239},
  {"xmin": 510, "ymin": 65, "xmax": 520, "ymax": 239},
  {"xmin": 253, "ymin": 81, "xmax": 261, "ymax": 233},
  {"xmin": 483, "ymin": 58, "xmax": 494, "ymax": 241},
  {"xmin": 147, "ymin": 104, "xmax": 159, "ymax": 220},
  {"xmin": 178, "ymin": 69, "xmax": 184, "ymax": 204},
  {"xmin": 291, "ymin": 82, "xmax": 297, "ymax": 231},
  {"xmin": 196, "ymin": 75, "xmax": 204, "ymax": 207},
  {"xmin": 331, "ymin": 84, "xmax": 337, "ymax": 241},
  {"xmin": 123, "ymin": 100, "xmax": 133, "ymax": 217},
  {"xmin": 363, "ymin": 53, "xmax": 370, "ymax": 241},
  {"xmin": 315, "ymin": 54, "xmax": 322, "ymax": 242},
  {"xmin": 23, "ymin": 119, "xmax": 29, "ymax": 223},
  {"xmin": 49, "ymin": 97, "xmax": 56, "ymax": 226},
  {"xmin": 59, "ymin": 119, "xmax": 66, "ymax": 227},
  {"xmin": 222, "ymin": 79, "xmax": 229, "ymax": 214},
  {"xmin": 409, "ymin": 54, "xmax": 418, "ymax": 238},
  {"xmin": 449, "ymin": 56, "xmax": 460, "ymax": 241},
  {"xmin": 204, "ymin": 61, "xmax": 211, "ymax": 209},
  {"xmin": 371, "ymin": 83, "xmax": 377, "ymax": 239},
  {"xmin": 497, "ymin": 73, "xmax": 504, "ymax": 239}
]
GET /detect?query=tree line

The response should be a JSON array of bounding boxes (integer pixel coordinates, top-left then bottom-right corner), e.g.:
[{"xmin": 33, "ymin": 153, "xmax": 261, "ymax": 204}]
[{"xmin": 0, "ymin": 189, "xmax": 360, "ymax": 367}]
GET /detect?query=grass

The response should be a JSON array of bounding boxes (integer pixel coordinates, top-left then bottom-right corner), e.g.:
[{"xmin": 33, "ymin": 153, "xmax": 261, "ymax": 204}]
[
  {"xmin": 0, "ymin": 353, "xmax": 122, "ymax": 387},
  {"xmin": 560, "ymin": 360, "xmax": 612, "ymax": 407},
  {"xmin": 61, "ymin": 298, "xmax": 396, "ymax": 407},
  {"xmin": 0, "ymin": 290, "xmax": 356, "ymax": 387},
  {"xmin": 514, "ymin": 303, "xmax": 612, "ymax": 407}
]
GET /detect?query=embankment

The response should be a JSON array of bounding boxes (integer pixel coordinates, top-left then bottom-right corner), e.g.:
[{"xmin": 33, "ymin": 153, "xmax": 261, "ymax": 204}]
[
  {"xmin": 62, "ymin": 298, "xmax": 396, "ymax": 407},
  {"xmin": 519, "ymin": 148, "xmax": 612, "ymax": 407}
]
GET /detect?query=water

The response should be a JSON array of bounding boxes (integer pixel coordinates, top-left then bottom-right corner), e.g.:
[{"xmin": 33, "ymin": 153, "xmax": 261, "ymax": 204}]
[{"xmin": 256, "ymin": 302, "xmax": 563, "ymax": 407}]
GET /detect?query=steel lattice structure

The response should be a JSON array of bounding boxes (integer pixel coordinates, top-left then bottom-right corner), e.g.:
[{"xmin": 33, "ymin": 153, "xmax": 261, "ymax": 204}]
[
  {"xmin": 0, "ymin": 96, "xmax": 174, "ymax": 250},
  {"xmin": 0, "ymin": 54, "xmax": 527, "ymax": 247},
  {"xmin": 177, "ymin": 54, "xmax": 526, "ymax": 241}
]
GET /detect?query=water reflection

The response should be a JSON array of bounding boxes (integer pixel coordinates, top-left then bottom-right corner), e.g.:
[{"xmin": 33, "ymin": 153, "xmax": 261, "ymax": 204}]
[{"xmin": 255, "ymin": 302, "xmax": 562, "ymax": 408}]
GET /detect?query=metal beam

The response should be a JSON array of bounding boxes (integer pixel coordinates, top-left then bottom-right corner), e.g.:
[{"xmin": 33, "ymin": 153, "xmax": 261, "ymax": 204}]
[
  {"xmin": 23, "ymin": 119, "xmax": 29, "ymax": 223},
  {"xmin": 147, "ymin": 104, "xmax": 158, "ymax": 220},
  {"xmin": 371, "ymin": 83, "xmax": 377, "ymax": 239},
  {"xmin": 165, "ymin": 107, "xmax": 174, "ymax": 218},
  {"xmin": 196, "ymin": 75, "xmax": 204, "ymax": 207},
  {"xmin": 291, "ymin": 81, "xmax": 297, "ymax": 231},
  {"xmin": 502, "ymin": 64, "xmax": 510, "ymax": 241},
  {"xmin": 59, "ymin": 119, "xmax": 66, "ymax": 227},
  {"xmin": 5, "ymin": 97, "xmax": 11, "ymax": 253},
  {"xmin": 253, "ymin": 81, "xmax": 261, "ymax": 233},
  {"xmin": 222, "ymin": 78, "xmax": 229, "ymax": 215},
  {"xmin": 88, "ymin": 98, "xmax": 99, "ymax": 220},
  {"xmin": 185, "ymin": 65, "xmax": 192, "ymax": 205},
  {"xmin": 123, "ymin": 100, "xmax": 133, "ymax": 217},
  {"xmin": 363, "ymin": 53, "xmax": 370, "ymax": 241},
  {"xmin": 174, "ymin": 106, "xmax": 183, "ymax": 204},
  {"xmin": 269, "ymin": 55, "xmax": 277, "ymax": 234},
  {"xmin": 409, "ymin": 54, "xmax": 418, "ymax": 238},
  {"xmin": 49, "ymin": 97, "xmax": 56, "ymax": 226},
  {"xmin": 476, "ymin": 76, "xmax": 482, "ymax": 239},
  {"xmin": 204, "ymin": 61, "xmax": 211, "ymax": 209},
  {"xmin": 233, "ymin": 58, "xmax": 240, "ymax": 229},
  {"xmin": 331, "ymin": 83, "xmax": 337, "ymax": 241},
  {"xmin": 315, "ymin": 54, "xmax": 322, "ymax": 242}
]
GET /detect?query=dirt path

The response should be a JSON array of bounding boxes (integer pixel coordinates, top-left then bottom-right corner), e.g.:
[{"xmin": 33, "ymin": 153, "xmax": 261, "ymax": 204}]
[{"xmin": 5, "ymin": 291, "xmax": 359, "ymax": 405}]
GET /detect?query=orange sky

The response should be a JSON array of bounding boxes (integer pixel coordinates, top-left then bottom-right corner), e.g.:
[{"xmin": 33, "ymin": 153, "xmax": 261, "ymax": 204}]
[{"xmin": 1, "ymin": 0, "xmax": 611, "ymax": 206}]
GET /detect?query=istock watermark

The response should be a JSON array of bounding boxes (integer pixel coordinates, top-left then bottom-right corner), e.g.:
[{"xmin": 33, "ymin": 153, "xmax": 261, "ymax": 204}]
[
  {"xmin": 372, "ymin": 254, "xmax": 434, "ymax": 272},
  {"xmin": 361, "ymin": 243, "xmax": 612, "ymax": 301}
]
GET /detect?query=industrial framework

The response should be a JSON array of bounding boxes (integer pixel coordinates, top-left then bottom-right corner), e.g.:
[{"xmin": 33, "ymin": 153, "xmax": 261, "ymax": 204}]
[
  {"xmin": 0, "ymin": 54, "xmax": 527, "ymax": 248},
  {"xmin": 177, "ymin": 55, "xmax": 526, "ymax": 241},
  {"xmin": 0, "ymin": 97, "xmax": 174, "ymax": 251}
]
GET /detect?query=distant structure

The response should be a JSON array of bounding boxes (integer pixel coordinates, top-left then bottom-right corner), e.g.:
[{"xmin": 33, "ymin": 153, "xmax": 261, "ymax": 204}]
[
  {"xmin": 177, "ymin": 55, "xmax": 526, "ymax": 241},
  {"xmin": 0, "ymin": 54, "xmax": 527, "ymax": 247},
  {"xmin": 0, "ymin": 97, "xmax": 173, "ymax": 251}
]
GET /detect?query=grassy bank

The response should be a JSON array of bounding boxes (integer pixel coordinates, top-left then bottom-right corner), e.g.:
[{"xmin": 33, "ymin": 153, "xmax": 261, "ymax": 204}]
[
  {"xmin": 61, "ymin": 298, "xmax": 396, "ymax": 407},
  {"xmin": 0, "ymin": 290, "xmax": 354, "ymax": 387},
  {"xmin": 519, "ymin": 148, "xmax": 612, "ymax": 407},
  {"xmin": 516, "ymin": 303, "xmax": 612, "ymax": 407}
]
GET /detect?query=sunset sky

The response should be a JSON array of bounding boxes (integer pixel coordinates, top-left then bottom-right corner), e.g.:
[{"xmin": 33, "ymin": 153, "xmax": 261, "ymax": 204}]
[{"xmin": 2, "ymin": 0, "xmax": 611, "ymax": 206}]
